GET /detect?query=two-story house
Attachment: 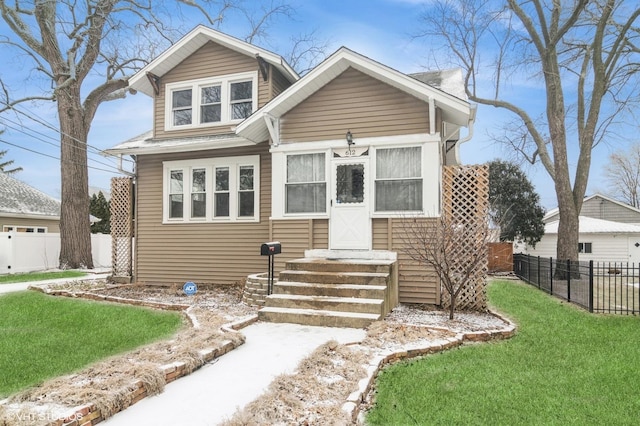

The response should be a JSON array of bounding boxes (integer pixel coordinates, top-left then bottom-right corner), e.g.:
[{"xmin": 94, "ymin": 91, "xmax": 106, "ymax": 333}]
[{"xmin": 106, "ymin": 26, "xmax": 481, "ymax": 326}]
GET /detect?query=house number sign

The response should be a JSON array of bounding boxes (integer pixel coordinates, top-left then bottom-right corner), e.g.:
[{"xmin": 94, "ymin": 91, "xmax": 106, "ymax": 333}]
[{"xmin": 333, "ymin": 147, "xmax": 369, "ymax": 158}]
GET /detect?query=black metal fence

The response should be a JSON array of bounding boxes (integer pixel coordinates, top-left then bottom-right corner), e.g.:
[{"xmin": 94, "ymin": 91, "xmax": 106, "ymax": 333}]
[{"xmin": 513, "ymin": 254, "xmax": 640, "ymax": 315}]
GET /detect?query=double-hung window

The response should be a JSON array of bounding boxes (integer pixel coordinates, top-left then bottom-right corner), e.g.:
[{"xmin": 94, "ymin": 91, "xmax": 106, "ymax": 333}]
[
  {"xmin": 214, "ymin": 167, "xmax": 230, "ymax": 218},
  {"xmin": 285, "ymin": 153, "xmax": 326, "ymax": 214},
  {"xmin": 171, "ymin": 90, "xmax": 192, "ymax": 126},
  {"xmin": 165, "ymin": 72, "xmax": 257, "ymax": 131},
  {"xmin": 169, "ymin": 170, "xmax": 185, "ymax": 219},
  {"xmin": 375, "ymin": 146, "xmax": 423, "ymax": 212},
  {"xmin": 164, "ymin": 156, "xmax": 259, "ymax": 223},
  {"xmin": 578, "ymin": 242, "xmax": 593, "ymax": 254},
  {"xmin": 200, "ymin": 85, "xmax": 222, "ymax": 123},
  {"xmin": 191, "ymin": 168, "xmax": 206, "ymax": 218}
]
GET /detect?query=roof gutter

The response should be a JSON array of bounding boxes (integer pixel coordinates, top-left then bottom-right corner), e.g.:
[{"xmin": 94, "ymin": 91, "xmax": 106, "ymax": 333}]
[{"xmin": 450, "ymin": 104, "xmax": 477, "ymax": 164}]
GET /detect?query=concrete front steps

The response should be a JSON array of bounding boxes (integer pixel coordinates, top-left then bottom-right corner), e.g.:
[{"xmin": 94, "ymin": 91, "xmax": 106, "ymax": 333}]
[{"xmin": 258, "ymin": 250, "xmax": 398, "ymax": 328}]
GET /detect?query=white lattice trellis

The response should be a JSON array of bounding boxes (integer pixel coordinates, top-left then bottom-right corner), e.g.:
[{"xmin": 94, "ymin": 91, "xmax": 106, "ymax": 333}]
[
  {"xmin": 441, "ymin": 165, "xmax": 490, "ymax": 312},
  {"xmin": 110, "ymin": 177, "xmax": 133, "ymax": 281}
]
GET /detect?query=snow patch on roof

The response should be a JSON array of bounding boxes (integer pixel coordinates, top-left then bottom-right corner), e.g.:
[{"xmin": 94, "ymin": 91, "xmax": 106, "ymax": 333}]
[
  {"xmin": 0, "ymin": 173, "xmax": 60, "ymax": 217},
  {"xmin": 545, "ymin": 216, "xmax": 640, "ymax": 234},
  {"xmin": 409, "ymin": 68, "xmax": 467, "ymax": 100}
]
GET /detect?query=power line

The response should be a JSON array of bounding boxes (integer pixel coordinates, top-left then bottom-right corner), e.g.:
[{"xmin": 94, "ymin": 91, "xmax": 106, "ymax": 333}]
[
  {"xmin": 0, "ymin": 138, "xmax": 128, "ymax": 175},
  {"xmin": 0, "ymin": 100, "xmax": 134, "ymax": 164},
  {"xmin": 0, "ymin": 118, "xmax": 124, "ymax": 172}
]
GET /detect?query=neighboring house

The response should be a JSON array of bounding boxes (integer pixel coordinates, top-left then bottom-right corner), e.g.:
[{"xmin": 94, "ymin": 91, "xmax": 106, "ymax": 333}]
[
  {"xmin": 105, "ymin": 25, "xmax": 478, "ymax": 307},
  {"xmin": 518, "ymin": 194, "xmax": 640, "ymax": 263},
  {"xmin": 0, "ymin": 172, "xmax": 61, "ymax": 233}
]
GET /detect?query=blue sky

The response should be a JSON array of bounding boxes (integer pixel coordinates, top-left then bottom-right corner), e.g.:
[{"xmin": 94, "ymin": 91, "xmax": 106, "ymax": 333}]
[{"xmin": 0, "ymin": 0, "xmax": 629, "ymax": 210}]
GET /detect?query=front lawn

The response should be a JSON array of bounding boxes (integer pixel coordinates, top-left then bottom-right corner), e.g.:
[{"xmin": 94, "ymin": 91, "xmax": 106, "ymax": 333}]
[
  {"xmin": 0, "ymin": 291, "xmax": 183, "ymax": 398},
  {"xmin": 0, "ymin": 270, "xmax": 86, "ymax": 284},
  {"xmin": 367, "ymin": 280, "xmax": 640, "ymax": 425}
]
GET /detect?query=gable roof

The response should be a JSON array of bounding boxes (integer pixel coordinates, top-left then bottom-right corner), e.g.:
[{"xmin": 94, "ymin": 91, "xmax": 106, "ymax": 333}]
[
  {"xmin": 236, "ymin": 47, "xmax": 472, "ymax": 143},
  {"xmin": 0, "ymin": 173, "xmax": 60, "ymax": 219},
  {"xmin": 543, "ymin": 193, "xmax": 640, "ymax": 222},
  {"xmin": 128, "ymin": 25, "xmax": 299, "ymax": 97}
]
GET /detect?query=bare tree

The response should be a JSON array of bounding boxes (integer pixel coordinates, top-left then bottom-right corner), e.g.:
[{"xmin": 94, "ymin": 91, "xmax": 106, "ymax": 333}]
[
  {"xmin": 418, "ymin": 0, "xmax": 640, "ymax": 265},
  {"xmin": 603, "ymin": 142, "xmax": 640, "ymax": 208},
  {"xmin": 285, "ymin": 30, "xmax": 333, "ymax": 76},
  {"xmin": 0, "ymin": 0, "xmax": 299, "ymax": 269},
  {"xmin": 401, "ymin": 216, "xmax": 489, "ymax": 320},
  {"xmin": 0, "ymin": 145, "xmax": 22, "ymax": 175}
]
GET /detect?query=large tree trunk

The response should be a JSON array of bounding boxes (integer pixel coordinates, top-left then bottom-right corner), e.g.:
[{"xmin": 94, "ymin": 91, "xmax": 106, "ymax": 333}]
[{"xmin": 57, "ymin": 85, "xmax": 94, "ymax": 269}]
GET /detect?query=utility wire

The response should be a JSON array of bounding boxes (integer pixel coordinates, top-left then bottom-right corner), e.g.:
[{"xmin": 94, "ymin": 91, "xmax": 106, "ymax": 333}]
[
  {"xmin": 0, "ymin": 138, "xmax": 128, "ymax": 175},
  {"xmin": 0, "ymin": 114, "xmax": 119, "ymax": 163},
  {"xmin": 0, "ymin": 100, "xmax": 134, "ymax": 164},
  {"xmin": 0, "ymin": 119, "xmax": 123, "ymax": 172}
]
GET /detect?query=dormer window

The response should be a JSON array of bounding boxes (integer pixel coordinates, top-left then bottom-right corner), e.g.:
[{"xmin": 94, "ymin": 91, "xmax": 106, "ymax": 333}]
[{"xmin": 165, "ymin": 72, "xmax": 257, "ymax": 131}]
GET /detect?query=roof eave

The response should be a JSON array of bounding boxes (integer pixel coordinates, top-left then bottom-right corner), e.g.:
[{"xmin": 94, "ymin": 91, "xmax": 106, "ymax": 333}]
[
  {"xmin": 104, "ymin": 138, "xmax": 258, "ymax": 156},
  {"xmin": 0, "ymin": 212, "xmax": 60, "ymax": 221},
  {"xmin": 129, "ymin": 25, "xmax": 299, "ymax": 97},
  {"xmin": 236, "ymin": 47, "xmax": 471, "ymax": 141}
]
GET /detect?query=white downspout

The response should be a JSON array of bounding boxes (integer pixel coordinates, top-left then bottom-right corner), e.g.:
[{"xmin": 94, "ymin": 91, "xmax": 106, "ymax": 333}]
[{"xmin": 454, "ymin": 104, "xmax": 477, "ymax": 164}]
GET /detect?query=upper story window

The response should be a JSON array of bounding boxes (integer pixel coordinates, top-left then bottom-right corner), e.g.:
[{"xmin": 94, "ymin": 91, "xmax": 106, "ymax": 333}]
[
  {"xmin": 163, "ymin": 155, "xmax": 260, "ymax": 223},
  {"xmin": 165, "ymin": 72, "xmax": 257, "ymax": 131},
  {"xmin": 375, "ymin": 146, "xmax": 423, "ymax": 212}
]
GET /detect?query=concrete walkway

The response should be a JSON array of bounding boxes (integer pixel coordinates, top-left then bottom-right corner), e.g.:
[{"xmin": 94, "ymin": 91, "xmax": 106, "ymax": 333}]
[
  {"xmin": 0, "ymin": 271, "xmax": 110, "ymax": 294},
  {"xmin": 103, "ymin": 322, "xmax": 367, "ymax": 426}
]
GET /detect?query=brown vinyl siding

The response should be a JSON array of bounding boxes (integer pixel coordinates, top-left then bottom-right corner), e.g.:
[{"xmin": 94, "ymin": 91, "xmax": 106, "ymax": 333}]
[
  {"xmin": 373, "ymin": 217, "xmax": 439, "ymax": 304},
  {"xmin": 271, "ymin": 67, "xmax": 293, "ymax": 98},
  {"xmin": 134, "ymin": 143, "xmax": 271, "ymax": 285},
  {"xmin": 270, "ymin": 217, "xmax": 438, "ymax": 304},
  {"xmin": 154, "ymin": 41, "xmax": 269, "ymax": 139},
  {"xmin": 280, "ymin": 67, "xmax": 430, "ymax": 143},
  {"xmin": 270, "ymin": 219, "xmax": 329, "ymax": 272},
  {"xmin": 372, "ymin": 218, "xmax": 392, "ymax": 250},
  {"xmin": 312, "ymin": 219, "xmax": 329, "ymax": 249}
]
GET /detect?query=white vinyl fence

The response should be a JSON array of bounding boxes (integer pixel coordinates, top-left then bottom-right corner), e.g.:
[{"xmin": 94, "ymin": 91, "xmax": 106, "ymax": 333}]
[{"xmin": 0, "ymin": 232, "xmax": 111, "ymax": 274}]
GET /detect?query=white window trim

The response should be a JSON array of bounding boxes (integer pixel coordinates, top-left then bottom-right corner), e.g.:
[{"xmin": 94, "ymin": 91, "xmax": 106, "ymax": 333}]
[
  {"xmin": 164, "ymin": 71, "xmax": 258, "ymax": 131},
  {"xmin": 281, "ymin": 150, "xmax": 330, "ymax": 218},
  {"xmin": 270, "ymin": 138, "xmax": 441, "ymax": 220},
  {"xmin": 371, "ymin": 143, "xmax": 440, "ymax": 218},
  {"xmin": 162, "ymin": 155, "xmax": 260, "ymax": 224},
  {"xmin": 3, "ymin": 225, "xmax": 48, "ymax": 233}
]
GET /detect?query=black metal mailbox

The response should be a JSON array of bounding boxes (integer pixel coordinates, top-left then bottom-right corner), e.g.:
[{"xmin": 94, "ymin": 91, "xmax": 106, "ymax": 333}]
[
  {"xmin": 260, "ymin": 242, "xmax": 281, "ymax": 256},
  {"xmin": 260, "ymin": 241, "xmax": 281, "ymax": 295}
]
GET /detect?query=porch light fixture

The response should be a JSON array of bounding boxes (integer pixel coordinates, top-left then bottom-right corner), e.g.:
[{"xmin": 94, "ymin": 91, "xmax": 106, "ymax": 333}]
[{"xmin": 346, "ymin": 130, "xmax": 354, "ymax": 146}]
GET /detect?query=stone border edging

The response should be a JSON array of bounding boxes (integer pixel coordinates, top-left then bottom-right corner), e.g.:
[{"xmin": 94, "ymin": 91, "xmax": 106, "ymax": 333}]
[
  {"xmin": 20, "ymin": 285, "xmax": 258, "ymax": 426},
  {"xmin": 29, "ymin": 285, "xmax": 191, "ymax": 311},
  {"xmin": 22, "ymin": 285, "xmax": 516, "ymax": 425},
  {"xmin": 343, "ymin": 310, "xmax": 517, "ymax": 424},
  {"xmin": 45, "ymin": 316, "xmax": 260, "ymax": 426}
]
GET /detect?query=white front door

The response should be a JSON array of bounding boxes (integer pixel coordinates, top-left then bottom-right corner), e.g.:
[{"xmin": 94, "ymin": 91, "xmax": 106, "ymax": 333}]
[
  {"xmin": 330, "ymin": 157, "xmax": 371, "ymax": 250},
  {"xmin": 629, "ymin": 237, "xmax": 640, "ymax": 264}
]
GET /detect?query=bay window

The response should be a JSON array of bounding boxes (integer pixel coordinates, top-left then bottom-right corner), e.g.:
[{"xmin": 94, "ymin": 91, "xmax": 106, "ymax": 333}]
[{"xmin": 163, "ymin": 156, "xmax": 259, "ymax": 223}]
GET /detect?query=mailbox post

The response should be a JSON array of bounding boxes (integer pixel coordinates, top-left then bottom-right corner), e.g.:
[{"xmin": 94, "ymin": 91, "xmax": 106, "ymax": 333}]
[{"xmin": 260, "ymin": 242, "xmax": 281, "ymax": 295}]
